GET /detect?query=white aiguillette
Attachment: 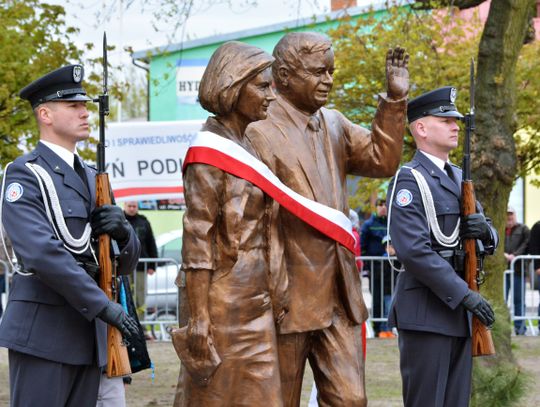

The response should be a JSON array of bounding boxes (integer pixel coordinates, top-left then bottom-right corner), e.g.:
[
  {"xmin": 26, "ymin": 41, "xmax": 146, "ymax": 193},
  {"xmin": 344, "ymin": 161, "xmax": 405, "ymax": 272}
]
[{"xmin": 171, "ymin": 326, "xmax": 222, "ymax": 386}]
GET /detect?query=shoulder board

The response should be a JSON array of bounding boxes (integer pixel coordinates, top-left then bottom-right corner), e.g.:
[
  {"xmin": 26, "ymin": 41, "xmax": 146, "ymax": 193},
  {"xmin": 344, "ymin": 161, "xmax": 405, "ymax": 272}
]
[{"xmin": 16, "ymin": 149, "xmax": 40, "ymax": 164}]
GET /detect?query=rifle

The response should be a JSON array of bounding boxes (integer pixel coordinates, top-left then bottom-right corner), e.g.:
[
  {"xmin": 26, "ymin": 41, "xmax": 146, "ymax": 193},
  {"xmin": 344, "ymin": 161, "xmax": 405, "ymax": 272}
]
[
  {"xmin": 95, "ymin": 32, "xmax": 132, "ymax": 377},
  {"xmin": 461, "ymin": 58, "xmax": 495, "ymax": 357}
]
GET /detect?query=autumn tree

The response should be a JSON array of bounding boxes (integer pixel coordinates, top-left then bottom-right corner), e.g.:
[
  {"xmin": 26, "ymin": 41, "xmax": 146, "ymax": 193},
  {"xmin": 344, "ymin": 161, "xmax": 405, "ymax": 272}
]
[
  {"xmin": 329, "ymin": 1, "xmax": 538, "ymax": 405},
  {"xmin": 0, "ymin": 1, "xmax": 88, "ymax": 165},
  {"xmin": 327, "ymin": 5, "xmax": 482, "ymax": 208}
]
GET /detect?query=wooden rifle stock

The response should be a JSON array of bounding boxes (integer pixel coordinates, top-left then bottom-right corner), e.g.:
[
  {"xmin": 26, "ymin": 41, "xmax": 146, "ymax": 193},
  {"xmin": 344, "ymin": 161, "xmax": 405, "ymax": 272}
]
[
  {"xmin": 96, "ymin": 173, "xmax": 132, "ymax": 377},
  {"xmin": 462, "ymin": 180, "xmax": 495, "ymax": 357}
]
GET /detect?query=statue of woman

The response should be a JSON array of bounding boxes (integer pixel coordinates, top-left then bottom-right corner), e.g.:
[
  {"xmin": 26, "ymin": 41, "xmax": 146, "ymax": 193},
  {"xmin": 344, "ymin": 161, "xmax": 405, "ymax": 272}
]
[{"xmin": 174, "ymin": 41, "xmax": 285, "ymax": 406}]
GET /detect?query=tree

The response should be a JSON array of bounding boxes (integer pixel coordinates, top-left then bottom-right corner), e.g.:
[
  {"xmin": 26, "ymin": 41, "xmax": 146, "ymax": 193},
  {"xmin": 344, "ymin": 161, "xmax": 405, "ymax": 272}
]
[
  {"xmin": 465, "ymin": 2, "xmax": 536, "ymax": 405},
  {"xmin": 328, "ymin": 5, "xmax": 482, "ymax": 208},
  {"xmin": 108, "ymin": 65, "xmax": 148, "ymax": 121},
  {"xmin": 0, "ymin": 1, "xmax": 88, "ymax": 166},
  {"xmin": 329, "ymin": 1, "xmax": 538, "ymax": 405}
]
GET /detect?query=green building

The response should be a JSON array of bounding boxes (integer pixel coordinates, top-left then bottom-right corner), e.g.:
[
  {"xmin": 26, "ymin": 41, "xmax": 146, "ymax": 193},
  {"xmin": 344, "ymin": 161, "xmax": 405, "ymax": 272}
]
[{"xmin": 131, "ymin": 3, "xmax": 386, "ymax": 121}]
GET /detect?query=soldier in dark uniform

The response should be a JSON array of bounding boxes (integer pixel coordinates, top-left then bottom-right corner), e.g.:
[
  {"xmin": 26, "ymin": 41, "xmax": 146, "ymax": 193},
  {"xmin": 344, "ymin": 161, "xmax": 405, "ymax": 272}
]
[
  {"xmin": 0, "ymin": 65, "xmax": 140, "ymax": 406},
  {"xmin": 387, "ymin": 87, "xmax": 498, "ymax": 407}
]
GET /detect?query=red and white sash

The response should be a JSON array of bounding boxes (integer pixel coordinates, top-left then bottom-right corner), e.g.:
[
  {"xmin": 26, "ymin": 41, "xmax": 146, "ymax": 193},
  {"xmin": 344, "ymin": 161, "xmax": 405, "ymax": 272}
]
[{"xmin": 183, "ymin": 131, "xmax": 355, "ymax": 253}]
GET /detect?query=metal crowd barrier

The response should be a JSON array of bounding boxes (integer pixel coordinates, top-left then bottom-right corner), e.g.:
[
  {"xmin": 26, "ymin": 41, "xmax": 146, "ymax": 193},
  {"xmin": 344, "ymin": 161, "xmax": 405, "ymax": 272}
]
[
  {"xmin": 359, "ymin": 256, "xmax": 399, "ymax": 338},
  {"xmin": 4, "ymin": 254, "xmax": 538, "ymax": 340},
  {"xmin": 2, "ymin": 257, "xmax": 181, "ymax": 341},
  {"xmin": 505, "ymin": 255, "xmax": 540, "ymax": 336},
  {"xmin": 135, "ymin": 257, "xmax": 181, "ymax": 341}
]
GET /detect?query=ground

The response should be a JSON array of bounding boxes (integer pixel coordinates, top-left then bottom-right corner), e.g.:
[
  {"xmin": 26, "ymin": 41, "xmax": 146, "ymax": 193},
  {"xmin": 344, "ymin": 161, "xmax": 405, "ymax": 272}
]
[{"xmin": 0, "ymin": 336, "xmax": 537, "ymax": 406}]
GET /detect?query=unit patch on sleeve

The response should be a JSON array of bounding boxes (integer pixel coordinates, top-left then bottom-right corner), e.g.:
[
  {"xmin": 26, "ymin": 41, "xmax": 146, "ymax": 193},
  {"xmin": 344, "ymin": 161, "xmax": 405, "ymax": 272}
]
[
  {"xmin": 395, "ymin": 189, "xmax": 413, "ymax": 207},
  {"xmin": 5, "ymin": 182, "xmax": 24, "ymax": 202}
]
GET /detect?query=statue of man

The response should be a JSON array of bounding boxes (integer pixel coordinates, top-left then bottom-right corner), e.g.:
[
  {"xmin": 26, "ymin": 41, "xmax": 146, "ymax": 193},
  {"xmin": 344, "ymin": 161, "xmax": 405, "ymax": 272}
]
[{"xmin": 246, "ymin": 32, "xmax": 409, "ymax": 406}]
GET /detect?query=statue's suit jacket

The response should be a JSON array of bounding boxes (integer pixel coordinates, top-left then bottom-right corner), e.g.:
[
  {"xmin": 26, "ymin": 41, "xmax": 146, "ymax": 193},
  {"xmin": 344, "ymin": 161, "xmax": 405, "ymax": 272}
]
[
  {"xmin": 246, "ymin": 94, "xmax": 406, "ymax": 334},
  {"xmin": 0, "ymin": 142, "xmax": 140, "ymax": 367}
]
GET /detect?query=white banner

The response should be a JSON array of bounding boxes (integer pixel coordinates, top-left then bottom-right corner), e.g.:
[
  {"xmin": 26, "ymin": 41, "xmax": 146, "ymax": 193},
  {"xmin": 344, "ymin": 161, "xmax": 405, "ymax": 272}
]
[
  {"xmin": 176, "ymin": 59, "xmax": 208, "ymax": 105},
  {"xmin": 97, "ymin": 120, "xmax": 203, "ymax": 202}
]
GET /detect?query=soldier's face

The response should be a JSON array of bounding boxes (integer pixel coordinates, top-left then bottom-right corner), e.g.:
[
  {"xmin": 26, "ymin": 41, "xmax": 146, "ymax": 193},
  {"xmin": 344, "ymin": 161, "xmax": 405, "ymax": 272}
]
[
  {"xmin": 47, "ymin": 101, "xmax": 90, "ymax": 143},
  {"xmin": 420, "ymin": 116, "xmax": 460, "ymax": 153},
  {"xmin": 236, "ymin": 68, "xmax": 276, "ymax": 123},
  {"xmin": 285, "ymin": 48, "xmax": 334, "ymax": 114}
]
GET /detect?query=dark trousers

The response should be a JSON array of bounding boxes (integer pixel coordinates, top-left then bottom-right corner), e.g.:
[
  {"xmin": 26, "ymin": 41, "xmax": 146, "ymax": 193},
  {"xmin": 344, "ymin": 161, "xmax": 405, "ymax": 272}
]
[
  {"xmin": 505, "ymin": 270, "xmax": 526, "ymax": 334},
  {"xmin": 398, "ymin": 330, "xmax": 472, "ymax": 407},
  {"xmin": 277, "ymin": 309, "xmax": 366, "ymax": 407},
  {"xmin": 9, "ymin": 349, "xmax": 101, "ymax": 407},
  {"xmin": 369, "ymin": 262, "xmax": 396, "ymax": 334}
]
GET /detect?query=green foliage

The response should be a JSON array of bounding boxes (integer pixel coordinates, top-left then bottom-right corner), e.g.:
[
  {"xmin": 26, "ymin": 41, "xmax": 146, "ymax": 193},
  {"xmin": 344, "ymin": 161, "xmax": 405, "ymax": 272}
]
[
  {"xmin": 327, "ymin": 3, "xmax": 481, "ymax": 209},
  {"xmin": 471, "ymin": 359, "xmax": 530, "ymax": 407},
  {"xmin": 328, "ymin": 2, "xmax": 540, "ymax": 208},
  {"xmin": 0, "ymin": 1, "xmax": 86, "ymax": 165},
  {"xmin": 515, "ymin": 39, "xmax": 540, "ymax": 185},
  {"xmin": 0, "ymin": 1, "xmax": 133, "ymax": 165}
]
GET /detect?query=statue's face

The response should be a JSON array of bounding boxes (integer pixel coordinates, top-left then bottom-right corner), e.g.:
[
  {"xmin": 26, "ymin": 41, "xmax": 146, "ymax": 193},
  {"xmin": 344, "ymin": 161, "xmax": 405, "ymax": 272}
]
[
  {"xmin": 236, "ymin": 68, "xmax": 275, "ymax": 123},
  {"xmin": 285, "ymin": 48, "xmax": 334, "ymax": 114}
]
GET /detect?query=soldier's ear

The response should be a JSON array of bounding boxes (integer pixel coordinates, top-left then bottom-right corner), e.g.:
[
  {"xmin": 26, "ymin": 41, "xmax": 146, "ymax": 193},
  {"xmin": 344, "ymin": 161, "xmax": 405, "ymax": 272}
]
[
  {"xmin": 35, "ymin": 105, "xmax": 52, "ymax": 125},
  {"xmin": 414, "ymin": 120, "xmax": 427, "ymax": 138},
  {"xmin": 34, "ymin": 105, "xmax": 50, "ymax": 123}
]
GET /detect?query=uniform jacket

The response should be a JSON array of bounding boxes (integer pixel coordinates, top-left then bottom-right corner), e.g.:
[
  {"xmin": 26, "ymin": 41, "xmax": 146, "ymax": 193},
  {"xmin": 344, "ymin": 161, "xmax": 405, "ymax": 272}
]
[
  {"xmin": 387, "ymin": 151, "xmax": 497, "ymax": 337},
  {"xmin": 246, "ymin": 93, "xmax": 406, "ymax": 333},
  {"xmin": 0, "ymin": 142, "xmax": 140, "ymax": 367}
]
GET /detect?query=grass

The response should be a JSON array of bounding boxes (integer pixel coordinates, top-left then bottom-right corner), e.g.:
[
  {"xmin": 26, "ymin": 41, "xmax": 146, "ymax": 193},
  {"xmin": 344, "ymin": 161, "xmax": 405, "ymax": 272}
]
[{"xmin": 0, "ymin": 336, "xmax": 538, "ymax": 406}]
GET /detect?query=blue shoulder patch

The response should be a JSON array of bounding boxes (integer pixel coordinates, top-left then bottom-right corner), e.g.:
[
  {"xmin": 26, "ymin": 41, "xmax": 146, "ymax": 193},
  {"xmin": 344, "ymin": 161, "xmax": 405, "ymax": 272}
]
[
  {"xmin": 396, "ymin": 189, "xmax": 413, "ymax": 207},
  {"xmin": 5, "ymin": 182, "xmax": 24, "ymax": 202}
]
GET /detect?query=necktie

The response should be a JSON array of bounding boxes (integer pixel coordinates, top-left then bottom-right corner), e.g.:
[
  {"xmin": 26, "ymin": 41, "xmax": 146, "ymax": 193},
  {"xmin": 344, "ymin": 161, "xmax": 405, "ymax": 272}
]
[
  {"xmin": 307, "ymin": 115, "xmax": 320, "ymax": 132},
  {"xmin": 74, "ymin": 156, "xmax": 89, "ymax": 188},
  {"xmin": 444, "ymin": 162, "xmax": 458, "ymax": 186}
]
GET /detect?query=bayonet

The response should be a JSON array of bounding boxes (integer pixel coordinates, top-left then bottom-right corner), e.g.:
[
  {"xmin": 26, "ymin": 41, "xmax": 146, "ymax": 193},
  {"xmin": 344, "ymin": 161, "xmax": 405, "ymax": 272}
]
[{"xmin": 96, "ymin": 32, "xmax": 109, "ymax": 174}]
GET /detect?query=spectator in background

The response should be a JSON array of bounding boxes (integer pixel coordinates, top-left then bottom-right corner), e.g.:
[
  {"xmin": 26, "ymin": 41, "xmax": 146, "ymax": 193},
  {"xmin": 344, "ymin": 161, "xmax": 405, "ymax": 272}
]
[
  {"xmin": 380, "ymin": 235, "xmax": 398, "ymax": 338},
  {"xmin": 349, "ymin": 209, "xmax": 362, "ymax": 272},
  {"xmin": 529, "ymin": 220, "xmax": 540, "ymax": 318},
  {"xmin": 360, "ymin": 198, "xmax": 389, "ymax": 337},
  {"xmin": 124, "ymin": 201, "xmax": 159, "ymax": 319},
  {"xmin": 504, "ymin": 206, "xmax": 530, "ymax": 335}
]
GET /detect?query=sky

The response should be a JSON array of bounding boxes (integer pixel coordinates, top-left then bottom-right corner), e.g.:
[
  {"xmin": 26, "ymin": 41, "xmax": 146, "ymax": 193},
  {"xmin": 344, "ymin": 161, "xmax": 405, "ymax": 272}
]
[{"xmin": 51, "ymin": 0, "xmax": 340, "ymax": 64}]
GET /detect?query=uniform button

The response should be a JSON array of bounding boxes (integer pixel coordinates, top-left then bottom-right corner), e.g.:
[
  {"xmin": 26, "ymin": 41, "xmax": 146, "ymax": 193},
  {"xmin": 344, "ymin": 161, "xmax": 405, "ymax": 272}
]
[
  {"xmin": 68, "ymin": 208, "xmax": 72, "ymax": 213},
  {"xmin": 446, "ymin": 296, "xmax": 452, "ymax": 302},
  {"xmin": 81, "ymin": 307, "xmax": 88, "ymax": 313}
]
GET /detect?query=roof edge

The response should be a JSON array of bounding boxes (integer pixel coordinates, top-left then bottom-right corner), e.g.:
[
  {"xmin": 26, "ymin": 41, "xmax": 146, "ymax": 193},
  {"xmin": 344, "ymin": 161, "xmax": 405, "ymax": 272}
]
[{"xmin": 132, "ymin": 0, "xmax": 391, "ymax": 61}]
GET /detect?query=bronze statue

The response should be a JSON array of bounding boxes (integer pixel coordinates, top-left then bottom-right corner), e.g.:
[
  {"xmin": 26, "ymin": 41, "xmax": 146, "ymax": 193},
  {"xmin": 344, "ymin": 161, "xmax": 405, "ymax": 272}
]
[
  {"xmin": 246, "ymin": 32, "xmax": 409, "ymax": 406},
  {"xmin": 173, "ymin": 41, "xmax": 285, "ymax": 407}
]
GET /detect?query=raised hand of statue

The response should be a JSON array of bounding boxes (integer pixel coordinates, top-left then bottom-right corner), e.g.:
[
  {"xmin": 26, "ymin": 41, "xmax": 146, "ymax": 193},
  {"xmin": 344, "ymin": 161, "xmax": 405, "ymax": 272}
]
[
  {"xmin": 386, "ymin": 46, "xmax": 409, "ymax": 101},
  {"xmin": 187, "ymin": 315, "xmax": 212, "ymax": 360}
]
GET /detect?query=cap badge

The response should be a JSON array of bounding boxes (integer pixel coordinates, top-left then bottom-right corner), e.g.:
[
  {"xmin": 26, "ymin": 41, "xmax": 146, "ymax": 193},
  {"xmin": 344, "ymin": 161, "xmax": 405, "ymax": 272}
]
[
  {"xmin": 5, "ymin": 182, "xmax": 24, "ymax": 203},
  {"xmin": 73, "ymin": 66, "xmax": 83, "ymax": 83},
  {"xmin": 396, "ymin": 189, "xmax": 413, "ymax": 207},
  {"xmin": 450, "ymin": 87, "xmax": 457, "ymax": 104}
]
